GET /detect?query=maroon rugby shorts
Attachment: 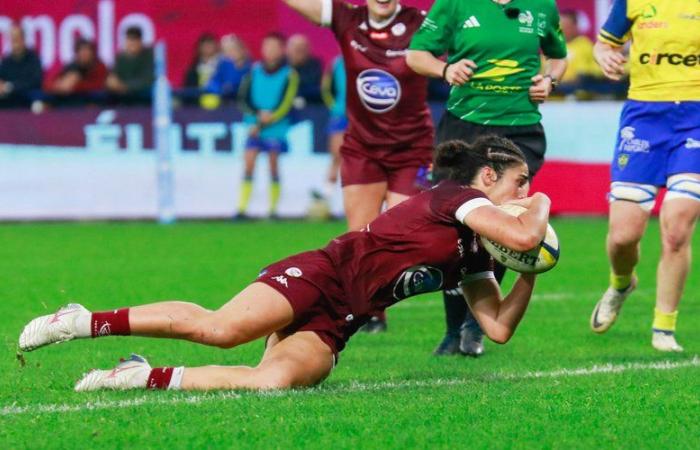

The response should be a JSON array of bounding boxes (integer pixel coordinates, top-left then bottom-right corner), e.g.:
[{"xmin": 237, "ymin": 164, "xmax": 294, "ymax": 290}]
[
  {"xmin": 339, "ymin": 134, "xmax": 433, "ymax": 196},
  {"xmin": 255, "ymin": 250, "xmax": 354, "ymax": 360}
]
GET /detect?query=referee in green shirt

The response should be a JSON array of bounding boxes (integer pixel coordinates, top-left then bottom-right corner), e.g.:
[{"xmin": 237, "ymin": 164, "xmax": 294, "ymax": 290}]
[{"xmin": 407, "ymin": 0, "xmax": 567, "ymax": 357}]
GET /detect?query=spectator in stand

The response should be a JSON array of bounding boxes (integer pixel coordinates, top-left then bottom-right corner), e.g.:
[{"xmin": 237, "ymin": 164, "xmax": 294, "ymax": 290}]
[
  {"xmin": 204, "ymin": 34, "xmax": 252, "ymax": 105},
  {"xmin": 0, "ymin": 25, "xmax": 42, "ymax": 108},
  {"xmin": 183, "ymin": 33, "xmax": 220, "ymax": 105},
  {"xmin": 49, "ymin": 39, "xmax": 108, "ymax": 103},
  {"xmin": 106, "ymin": 26, "xmax": 154, "ymax": 104},
  {"xmin": 558, "ymin": 10, "xmax": 601, "ymax": 97},
  {"xmin": 286, "ymin": 34, "xmax": 322, "ymax": 103}
]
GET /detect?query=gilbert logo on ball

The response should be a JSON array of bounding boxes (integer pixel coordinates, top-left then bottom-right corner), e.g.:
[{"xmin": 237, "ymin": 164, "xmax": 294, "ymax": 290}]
[
  {"xmin": 356, "ymin": 69, "xmax": 401, "ymax": 113},
  {"xmin": 480, "ymin": 204, "xmax": 560, "ymax": 274}
]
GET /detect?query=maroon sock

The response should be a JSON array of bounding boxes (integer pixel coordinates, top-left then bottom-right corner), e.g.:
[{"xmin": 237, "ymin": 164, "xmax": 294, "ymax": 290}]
[
  {"xmin": 91, "ymin": 308, "xmax": 131, "ymax": 337},
  {"xmin": 147, "ymin": 367, "xmax": 174, "ymax": 389}
]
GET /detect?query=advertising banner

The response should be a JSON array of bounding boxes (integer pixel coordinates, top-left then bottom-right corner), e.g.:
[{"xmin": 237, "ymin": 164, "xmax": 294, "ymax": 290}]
[{"xmin": 0, "ymin": 102, "xmax": 622, "ymax": 220}]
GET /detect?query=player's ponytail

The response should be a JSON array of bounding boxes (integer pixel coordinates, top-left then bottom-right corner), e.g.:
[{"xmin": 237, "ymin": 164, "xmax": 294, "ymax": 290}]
[{"xmin": 433, "ymin": 135, "xmax": 526, "ymax": 185}]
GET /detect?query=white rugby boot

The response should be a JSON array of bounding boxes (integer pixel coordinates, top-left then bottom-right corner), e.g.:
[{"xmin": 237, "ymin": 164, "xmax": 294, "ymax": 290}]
[
  {"xmin": 19, "ymin": 303, "xmax": 91, "ymax": 351},
  {"xmin": 652, "ymin": 331, "xmax": 684, "ymax": 352},
  {"xmin": 590, "ymin": 278, "xmax": 637, "ymax": 334},
  {"xmin": 75, "ymin": 354, "xmax": 151, "ymax": 392}
]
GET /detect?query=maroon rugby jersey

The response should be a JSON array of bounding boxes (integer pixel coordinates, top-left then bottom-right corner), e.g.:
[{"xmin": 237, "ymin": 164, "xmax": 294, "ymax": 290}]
[
  {"xmin": 322, "ymin": 181, "xmax": 495, "ymax": 318},
  {"xmin": 321, "ymin": 0, "xmax": 434, "ymax": 147}
]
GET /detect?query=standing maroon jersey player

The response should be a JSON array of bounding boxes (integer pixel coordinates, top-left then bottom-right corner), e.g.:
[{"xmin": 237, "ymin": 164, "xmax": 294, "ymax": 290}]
[
  {"xmin": 283, "ymin": 0, "xmax": 435, "ymax": 331},
  {"xmin": 19, "ymin": 136, "xmax": 553, "ymax": 392}
]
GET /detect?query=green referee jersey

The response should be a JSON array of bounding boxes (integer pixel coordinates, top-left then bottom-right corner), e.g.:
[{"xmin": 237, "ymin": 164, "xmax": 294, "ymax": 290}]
[{"xmin": 409, "ymin": 0, "xmax": 567, "ymax": 126}]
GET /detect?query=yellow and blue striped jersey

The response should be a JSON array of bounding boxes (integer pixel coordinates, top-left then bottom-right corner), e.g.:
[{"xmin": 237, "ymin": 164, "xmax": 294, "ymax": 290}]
[{"xmin": 598, "ymin": 0, "xmax": 700, "ymax": 101}]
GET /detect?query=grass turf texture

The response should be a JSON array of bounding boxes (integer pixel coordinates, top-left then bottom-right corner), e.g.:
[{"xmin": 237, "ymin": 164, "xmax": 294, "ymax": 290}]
[{"xmin": 1, "ymin": 219, "xmax": 698, "ymax": 449}]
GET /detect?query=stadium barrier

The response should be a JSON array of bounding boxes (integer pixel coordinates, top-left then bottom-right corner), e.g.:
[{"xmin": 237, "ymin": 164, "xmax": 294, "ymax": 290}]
[{"xmin": 0, "ymin": 101, "xmax": 622, "ymax": 220}]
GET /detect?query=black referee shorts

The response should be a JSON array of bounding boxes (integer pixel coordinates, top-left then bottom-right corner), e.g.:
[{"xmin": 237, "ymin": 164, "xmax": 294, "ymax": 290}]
[{"xmin": 436, "ymin": 111, "xmax": 547, "ymax": 178}]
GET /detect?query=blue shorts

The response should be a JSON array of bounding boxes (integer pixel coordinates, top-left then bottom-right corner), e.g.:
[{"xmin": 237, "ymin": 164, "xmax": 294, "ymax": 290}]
[
  {"xmin": 245, "ymin": 136, "xmax": 288, "ymax": 153},
  {"xmin": 327, "ymin": 115, "xmax": 348, "ymax": 135},
  {"xmin": 611, "ymin": 100, "xmax": 700, "ymax": 186}
]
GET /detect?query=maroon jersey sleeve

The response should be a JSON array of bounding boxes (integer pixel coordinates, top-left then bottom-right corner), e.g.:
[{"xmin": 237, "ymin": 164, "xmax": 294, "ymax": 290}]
[{"xmin": 430, "ymin": 182, "xmax": 493, "ymax": 224}]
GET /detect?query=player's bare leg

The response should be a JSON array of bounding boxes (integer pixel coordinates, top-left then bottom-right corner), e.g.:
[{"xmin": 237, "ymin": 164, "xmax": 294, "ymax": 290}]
[
  {"xmin": 128, "ymin": 283, "xmax": 294, "ymax": 347},
  {"xmin": 75, "ymin": 331, "xmax": 334, "ymax": 392},
  {"xmin": 653, "ymin": 182, "xmax": 700, "ymax": 351},
  {"xmin": 20, "ymin": 282, "xmax": 294, "ymax": 351},
  {"xmin": 309, "ymin": 133, "xmax": 343, "ymax": 220},
  {"xmin": 385, "ymin": 191, "xmax": 410, "ymax": 209},
  {"xmin": 327, "ymin": 132, "xmax": 343, "ymax": 186},
  {"xmin": 591, "ymin": 201, "xmax": 649, "ymax": 333},
  {"xmin": 179, "ymin": 331, "xmax": 334, "ymax": 390},
  {"xmin": 343, "ymin": 181, "xmax": 387, "ymax": 230}
]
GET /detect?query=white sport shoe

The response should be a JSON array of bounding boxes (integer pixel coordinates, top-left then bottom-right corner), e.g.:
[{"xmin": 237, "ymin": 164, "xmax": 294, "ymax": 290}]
[
  {"xmin": 19, "ymin": 303, "xmax": 91, "ymax": 352},
  {"xmin": 75, "ymin": 354, "xmax": 151, "ymax": 392},
  {"xmin": 652, "ymin": 331, "xmax": 684, "ymax": 352},
  {"xmin": 590, "ymin": 278, "xmax": 637, "ymax": 334}
]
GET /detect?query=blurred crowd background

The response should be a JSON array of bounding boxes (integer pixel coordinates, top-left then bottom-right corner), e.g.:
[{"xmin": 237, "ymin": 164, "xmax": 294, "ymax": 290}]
[{"xmin": 0, "ymin": 7, "xmax": 628, "ymax": 111}]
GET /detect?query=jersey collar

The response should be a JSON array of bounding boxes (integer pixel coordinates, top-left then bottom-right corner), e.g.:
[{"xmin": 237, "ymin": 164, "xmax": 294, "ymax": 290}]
[{"xmin": 368, "ymin": 4, "xmax": 402, "ymax": 30}]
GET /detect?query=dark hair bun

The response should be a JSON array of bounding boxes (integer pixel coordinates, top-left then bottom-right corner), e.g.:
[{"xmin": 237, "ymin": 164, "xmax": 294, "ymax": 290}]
[{"xmin": 434, "ymin": 140, "xmax": 470, "ymax": 168}]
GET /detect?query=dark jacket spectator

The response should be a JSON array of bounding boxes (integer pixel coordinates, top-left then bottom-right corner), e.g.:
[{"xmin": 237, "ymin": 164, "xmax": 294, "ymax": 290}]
[
  {"xmin": 206, "ymin": 34, "xmax": 251, "ymax": 98},
  {"xmin": 0, "ymin": 25, "xmax": 43, "ymax": 107},
  {"xmin": 286, "ymin": 34, "xmax": 322, "ymax": 103},
  {"xmin": 184, "ymin": 33, "xmax": 220, "ymax": 89},
  {"xmin": 50, "ymin": 39, "xmax": 108, "ymax": 95},
  {"xmin": 106, "ymin": 26, "xmax": 154, "ymax": 103}
]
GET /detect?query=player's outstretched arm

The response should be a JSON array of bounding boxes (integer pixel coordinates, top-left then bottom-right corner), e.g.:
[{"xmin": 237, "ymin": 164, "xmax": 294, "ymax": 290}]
[
  {"xmin": 462, "ymin": 274, "xmax": 536, "ymax": 344},
  {"xmin": 282, "ymin": 0, "xmax": 324, "ymax": 25},
  {"xmin": 464, "ymin": 193, "xmax": 551, "ymax": 252}
]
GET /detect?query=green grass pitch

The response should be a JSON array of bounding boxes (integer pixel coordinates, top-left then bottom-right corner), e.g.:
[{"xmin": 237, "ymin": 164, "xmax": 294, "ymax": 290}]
[{"xmin": 1, "ymin": 219, "xmax": 698, "ymax": 448}]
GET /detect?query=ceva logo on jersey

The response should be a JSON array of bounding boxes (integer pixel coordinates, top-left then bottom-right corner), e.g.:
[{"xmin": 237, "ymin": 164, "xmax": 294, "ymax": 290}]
[{"xmin": 356, "ymin": 69, "xmax": 401, "ymax": 113}]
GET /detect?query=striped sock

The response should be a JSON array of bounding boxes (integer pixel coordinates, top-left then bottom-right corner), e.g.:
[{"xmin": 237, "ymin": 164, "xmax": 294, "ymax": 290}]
[
  {"xmin": 147, "ymin": 367, "xmax": 184, "ymax": 390},
  {"xmin": 91, "ymin": 308, "xmax": 130, "ymax": 337},
  {"xmin": 652, "ymin": 308, "xmax": 678, "ymax": 334}
]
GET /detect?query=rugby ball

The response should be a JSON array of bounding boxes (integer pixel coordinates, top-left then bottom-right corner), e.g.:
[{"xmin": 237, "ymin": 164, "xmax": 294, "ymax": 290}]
[{"xmin": 480, "ymin": 204, "xmax": 560, "ymax": 274}]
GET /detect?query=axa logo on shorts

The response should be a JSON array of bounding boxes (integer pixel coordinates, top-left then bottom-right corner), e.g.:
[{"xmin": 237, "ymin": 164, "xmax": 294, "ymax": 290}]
[
  {"xmin": 618, "ymin": 126, "xmax": 650, "ymax": 153},
  {"xmin": 356, "ymin": 69, "xmax": 401, "ymax": 114}
]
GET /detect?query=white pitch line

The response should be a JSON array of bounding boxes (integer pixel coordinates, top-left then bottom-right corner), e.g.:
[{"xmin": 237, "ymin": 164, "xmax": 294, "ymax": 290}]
[{"xmin": 2, "ymin": 357, "xmax": 698, "ymax": 417}]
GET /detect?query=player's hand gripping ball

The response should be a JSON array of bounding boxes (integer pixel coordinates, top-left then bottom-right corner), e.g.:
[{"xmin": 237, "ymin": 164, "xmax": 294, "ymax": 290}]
[{"xmin": 480, "ymin": 204, "xmax": 560, "ymax": 274}]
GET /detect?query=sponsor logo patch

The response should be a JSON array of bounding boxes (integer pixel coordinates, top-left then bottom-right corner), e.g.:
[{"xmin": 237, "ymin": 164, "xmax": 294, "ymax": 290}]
[
  {"xmin": 618, "ymin": 126, "xmax": 650, "ymax": 153},
  {"xmin": 463, "ymin": 16, "xmax": 481, "ymax": 28},
  {"xmin": 617, "ymin": 153, "xmax": 630, "ymax": 170},
  {"xmin": 391, "ymin": 22, "xmax": 406, "ymax": 36},
  {"xmin": 285, "ymin": 267, "xmax": 303, "ymax": 277},
  {"xmin": 356, "ymin": 69, "xmax": 401, "ymax": 113},
  {"xmin": 518, "ymin": 10, "xmax": 534, "ymax": 33},
  {"xmin": 271, "ymin": 275, "xmax": 288, "ymax": 288},
  {"xmin": 393, "ymin": 265, "xmax": 444, "ymax": 300}
]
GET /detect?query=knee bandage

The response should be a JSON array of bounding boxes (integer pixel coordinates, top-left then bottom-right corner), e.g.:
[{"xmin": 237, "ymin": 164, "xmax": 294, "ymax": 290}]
[
  {"xmin": 608, "ymin": 182, "xmax": 659, "ymax": 212},
  {"xmin": 665, "ymin": 174, "xmax": 700, "ymax": 203}
]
